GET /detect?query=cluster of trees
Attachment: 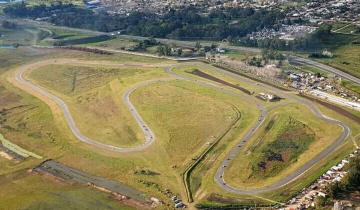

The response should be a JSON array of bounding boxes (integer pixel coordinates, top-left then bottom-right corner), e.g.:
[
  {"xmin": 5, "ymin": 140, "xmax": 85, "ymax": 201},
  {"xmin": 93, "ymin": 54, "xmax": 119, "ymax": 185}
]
[
  {"xmin": 156, "ymin": 45, "xmax": 172, "ymax": 56},
  {"xmin": 328, "ymin": 156, "xmax": 360, "ymax": 198},
  {"xmin": 247, "ymin": 49, "xmax": 285, "ymax": 67},
  {"xmin": 262, "ymin": 48, "xmax": 285, "ymax": 61},
  {"xmin": 4, "ymin": 3, "xmax": 284, "ymax": 40},
  {"xmin": 131, "ymin": 38, "xmax": 158, "ymax": 51},
  {"xmin": 1, "ymin": 20, "xmax": 17, "ymax": 29}
]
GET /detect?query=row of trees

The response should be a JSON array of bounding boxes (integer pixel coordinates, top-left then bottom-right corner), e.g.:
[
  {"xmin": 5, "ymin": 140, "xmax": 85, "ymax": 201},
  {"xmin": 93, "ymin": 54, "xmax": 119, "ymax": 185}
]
[{"xmin": 4, "ymin": 3, "xmax": 284, "ymax": 40}]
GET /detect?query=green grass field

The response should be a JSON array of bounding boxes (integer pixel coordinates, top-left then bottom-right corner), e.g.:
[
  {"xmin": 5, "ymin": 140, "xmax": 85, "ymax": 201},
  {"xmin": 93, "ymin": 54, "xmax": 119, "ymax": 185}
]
[
  {"xmin": 224, "ymin": 50, "xmax": 259, "ymax": 62},
  {"xmin": 341, "ymin": 80, "xmax": 360, "ymax": 95},
  {"xmin": 131, "ymin": 79, "xmax": 239, "ymax": 167},
  {"xmin": 0, "ymin": 171, "xmax": 134, "ymax": 210},
  {"xmin": 83, "ymin": 37, "xmax": 139, "ymax": 50},
  {"xmin": 0, "ymin": 26, "xmax": 36, "ymax": 46}
]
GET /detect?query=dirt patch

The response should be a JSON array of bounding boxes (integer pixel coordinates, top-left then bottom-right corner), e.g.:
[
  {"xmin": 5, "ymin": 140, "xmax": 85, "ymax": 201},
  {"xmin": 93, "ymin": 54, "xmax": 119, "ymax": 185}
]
[
  {"xmin": 0, "ymin": 151, "xmax": 13, "ymax": 160},
  {"xmin": 299, "ymin": 94, "xmax": 360, "ymax": 124},
  {"xmin": 211, "ymin": 63, "xmax": 291, "ymax": 91},
  {"xmin": 0, "ymin": 143, "xmax": 26, "ymax": 161},
  {"xmin": 207, "ymin": 193, "xmax": 239, "ymax": 203},
  {"xmin": 33, "ymin": 160, "xmax": 156, "ymax": 209},
  {"xmin": 189, "ymin": 69, "xmax": 252, "ymax": 95}
]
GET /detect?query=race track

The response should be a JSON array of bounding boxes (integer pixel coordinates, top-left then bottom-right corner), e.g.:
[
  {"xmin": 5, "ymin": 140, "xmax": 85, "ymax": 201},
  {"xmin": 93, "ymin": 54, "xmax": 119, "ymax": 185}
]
[{"xmin": 9, "ymin": 57, "xmax": 351, "ymax": 195}]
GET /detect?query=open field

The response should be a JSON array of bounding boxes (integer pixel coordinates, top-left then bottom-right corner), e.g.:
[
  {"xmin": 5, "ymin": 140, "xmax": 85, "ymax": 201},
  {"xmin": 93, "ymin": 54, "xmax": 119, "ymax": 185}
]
[
  {"xmin": 0, "ymin": 171, "xmax": 135, "ymax": 210},
  {"xmin": 224, "ymin": 50, "xmax": 259, "ymax": 62},
  {"xmin": 0, "ymin": 26, "xmax": 36, "ymax": 46},
  {"xmin": 82, "ymin": 37, "xmax": 139, "ymax": 50},
  {"xmin": 131, "ymin": 79, "xmax": 240, "ymax": 166}
]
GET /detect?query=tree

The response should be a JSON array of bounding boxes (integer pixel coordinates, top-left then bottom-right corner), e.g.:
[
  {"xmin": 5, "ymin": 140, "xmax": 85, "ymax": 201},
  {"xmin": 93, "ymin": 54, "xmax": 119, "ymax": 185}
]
[
  {"xmin": 157, "ymin": 45, "xmax": 165, "ymax": 56},
  {"xmin": 195, "ymin": 41, "xmax": 201, "ymax": 51},
  {"xmin": 315, "ymin": 24, "xmax": 332, "ymax": 36},
  {"xmin": 2, "ymin": 20, "xmax": 17, "ymax": 29},
  {"xmin": 177, "ymin": 48, "xmax": 182, "ymax": 56},
  {"xmin": 210, "ymin": 43, "xmax": 218, "ymax": 50}
]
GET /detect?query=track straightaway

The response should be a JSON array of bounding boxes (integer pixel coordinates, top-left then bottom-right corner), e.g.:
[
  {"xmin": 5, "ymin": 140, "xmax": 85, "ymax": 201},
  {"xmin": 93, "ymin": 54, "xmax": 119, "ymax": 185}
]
[{"xmin": 12, "ymin": 59, "xmax": 166, "ymax": 153}]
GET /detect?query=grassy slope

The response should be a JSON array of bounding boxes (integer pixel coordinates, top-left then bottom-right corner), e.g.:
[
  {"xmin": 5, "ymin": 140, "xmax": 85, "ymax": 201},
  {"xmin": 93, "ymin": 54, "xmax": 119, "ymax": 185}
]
[
  {"xmin": 0, "ymin": 26, "xmax": 35, "ymax": 46},
  {"xmin": 82, "ymin": 37, "xmax": 139, "ymax": 50},
  {"xmin": 131, "ymin": 80, "xmax": 238, "ymax": 167},
  {"xmin": 0, "ymin": 171, "xmax": 134, "ymax": 210},
  {"xmin": 28, "ymin": 64, "xmax": 167, "ymax": 147},
  {"xmin": 341, "ymin": 80, "xmax": 360, "ymax": 95}
]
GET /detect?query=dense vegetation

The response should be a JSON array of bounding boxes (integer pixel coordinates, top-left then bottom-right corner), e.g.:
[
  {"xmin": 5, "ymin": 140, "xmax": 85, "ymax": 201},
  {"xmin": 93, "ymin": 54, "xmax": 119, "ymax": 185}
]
[
  {"xmin": 316, "ymin": 156, "xmax": 360, "ymax": 207},
  {"xmin": 53, "ymin": 35, "xmax": 112, "ymax": 46},
  {"xmin": 4, "ymin": 2, "xmax": 284, "ymax": 40},
  {"xmin": 253, "ymin": 116, "xmax": 315, "ymax": 178}
]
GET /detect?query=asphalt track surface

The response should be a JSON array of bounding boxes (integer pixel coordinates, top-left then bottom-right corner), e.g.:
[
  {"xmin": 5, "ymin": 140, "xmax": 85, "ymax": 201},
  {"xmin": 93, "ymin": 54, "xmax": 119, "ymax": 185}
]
[
  {"xmin": 11, "ymin": 57, "xmax": 351, "ymax": 195},
  {"xmin": 12, "ymin": 60, "xmax": 165, "ymax": 153}
]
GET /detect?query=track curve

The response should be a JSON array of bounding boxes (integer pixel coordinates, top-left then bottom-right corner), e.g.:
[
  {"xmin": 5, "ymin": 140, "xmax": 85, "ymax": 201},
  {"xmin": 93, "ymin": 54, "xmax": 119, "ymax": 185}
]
[{"xmin": 11, "ymin": 59, "xmax": 166, "ymax": 153}]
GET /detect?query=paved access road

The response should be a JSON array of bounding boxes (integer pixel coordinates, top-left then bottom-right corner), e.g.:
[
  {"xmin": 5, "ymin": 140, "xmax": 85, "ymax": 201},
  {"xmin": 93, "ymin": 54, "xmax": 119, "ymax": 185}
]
[
  {"xmin": 11, "ymin": 59, "xmax": 168, "ymax": 153},
  {"xmin": 289, "ymin": 56, "xmax": 360, "ymax": 85}
]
